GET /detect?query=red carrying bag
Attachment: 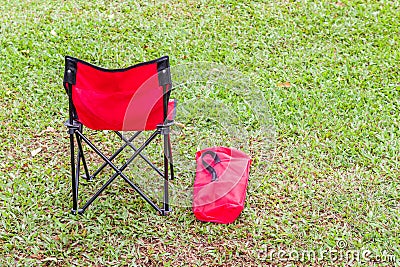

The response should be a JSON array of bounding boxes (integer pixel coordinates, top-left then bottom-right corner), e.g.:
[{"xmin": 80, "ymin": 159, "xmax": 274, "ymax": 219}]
[{"xmin": 193, "ymin": 147, "xmax": 252, "ymax": 224}]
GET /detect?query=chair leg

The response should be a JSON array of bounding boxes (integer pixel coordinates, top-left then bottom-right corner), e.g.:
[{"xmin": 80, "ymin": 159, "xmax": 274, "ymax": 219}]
[
  {"xmin": 70, "ymin": 132, "xmax": 79, "ymax": 214},
  {"xmin": 68, "ymin": 127, "xmax": 173, "ymax": 215},
  {"xmin": 167, "ymin": 134, "xmax": 175, "ymax": 181},
  {"xmin": 79, "ymin": 149, "xmax": 91, "ymax": 181},
  {"xmin": 76, "ymin": 130, "xmax": 163, "ymax": 214},
  {"xmin": 75, "ymin": 133, "xmax": 90, "ymax": 181},
  {"xmin": 162, "ymin": 133, "xmax": 170, "ymax": 215},
  {"xmin": 75, "ymin": 137, "xmax": 82, "ymax": 183}
]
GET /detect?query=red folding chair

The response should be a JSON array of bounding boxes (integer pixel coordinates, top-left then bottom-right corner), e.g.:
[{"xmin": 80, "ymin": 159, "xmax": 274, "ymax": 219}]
[{"xmin": 63, "ymin": 56, "xmax": 175, "ymax": 215}]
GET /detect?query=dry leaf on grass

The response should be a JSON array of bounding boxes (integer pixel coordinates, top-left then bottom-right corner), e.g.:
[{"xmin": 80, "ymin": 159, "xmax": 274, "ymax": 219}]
[
  {"xmin": 277, "ymin": 81, "xmax": 292, "ymax": 87},
  {"xmin": 31, "ymin": 147, "xmax": 42, "ymax": 157}
]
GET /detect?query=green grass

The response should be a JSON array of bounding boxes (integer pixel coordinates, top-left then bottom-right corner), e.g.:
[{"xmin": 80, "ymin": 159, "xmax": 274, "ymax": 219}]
[{"xmin": 1, "ymin": 0, "xmax": 399, "ymax": 266}]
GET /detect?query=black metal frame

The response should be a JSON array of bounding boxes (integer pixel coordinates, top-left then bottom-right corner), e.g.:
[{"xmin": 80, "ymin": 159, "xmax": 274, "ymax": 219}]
[{"xmin": 63, "ymin": 56, "xmax": 174, "ymax": 215}]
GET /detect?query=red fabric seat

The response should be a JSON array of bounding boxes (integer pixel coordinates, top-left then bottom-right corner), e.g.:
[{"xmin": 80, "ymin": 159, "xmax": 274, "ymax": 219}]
[{"xmin": 68, "ymin": 56, "xmax": 175, "ymax": 131}]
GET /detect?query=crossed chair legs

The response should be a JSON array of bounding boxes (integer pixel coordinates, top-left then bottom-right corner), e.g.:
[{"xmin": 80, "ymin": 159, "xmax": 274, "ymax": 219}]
[{"xmin": 65, "ymin": 121, "xmax": 174, "ymax": 215}]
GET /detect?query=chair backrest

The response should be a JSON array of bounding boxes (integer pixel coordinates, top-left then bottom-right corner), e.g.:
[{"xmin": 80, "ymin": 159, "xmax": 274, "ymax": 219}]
[{"xmin": 63, "ymin": 56, "xmax": 172, "ymax": 131}]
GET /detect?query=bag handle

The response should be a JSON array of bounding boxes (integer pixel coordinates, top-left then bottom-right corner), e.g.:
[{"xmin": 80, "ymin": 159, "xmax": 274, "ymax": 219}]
[{"xmin": 201, "ymin": 150, "xmax": 221, "ymax": 182}]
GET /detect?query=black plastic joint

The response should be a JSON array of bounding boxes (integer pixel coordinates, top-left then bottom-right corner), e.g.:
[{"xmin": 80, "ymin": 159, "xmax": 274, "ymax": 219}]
[
  {"xmin": 161, "ymin": 127, "xmax": 170, "ymax": 135},
  {"xmin": 64, "ymin": 57, "xmax": 77, "ymax": 85},
  {"xmin": 158, "ymin": 68, "xmax": 171, "ymax": 86},
  {"xmin": 65, "ymin": 120, "xmax": 81, "ymax": 134},
  {"xmin": 157, "ymin": 56, "xmax": 172, "ymax": 86},
  {"xmin": 71, "ymin": 208, "xmax": 85, "ymax": 215},
  {"xmin": 81, "ymin": 174, "xmax": 93, "ymax": 181},
  {"xmin": 160, "ymin": 208, "xmax": 171, "ymax": 216},
  {"xmin": 157, "ymin": 124, "xmax": 172, "ymax": 135}
]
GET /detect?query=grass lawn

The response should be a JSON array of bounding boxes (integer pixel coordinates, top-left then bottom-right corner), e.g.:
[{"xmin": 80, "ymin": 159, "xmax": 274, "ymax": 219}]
[{"xmin": 0, "ymin": 0, "xmax": 399, "ymax": 266}]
